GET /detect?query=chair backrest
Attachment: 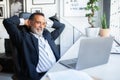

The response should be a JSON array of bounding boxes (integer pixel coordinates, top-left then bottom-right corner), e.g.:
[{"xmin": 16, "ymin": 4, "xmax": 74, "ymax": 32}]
[
  {"xmin": 4, "ymin": 39, "xmax": 13, "ymax": 57},
  {"xmin": 4, "ymin": 39, "xmax": 20, "ymax": 72},
  {"xmin": 19, "ymin": 12, "xmax": 31, "ymax": 19}
]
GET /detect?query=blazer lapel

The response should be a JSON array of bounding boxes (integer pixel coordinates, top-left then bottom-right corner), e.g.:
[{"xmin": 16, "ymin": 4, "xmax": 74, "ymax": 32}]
[
  {"xmin": 30, "ymin": 33, "xmax": 39, "ymax": 54},
  {"xmin": 43, "ymin": 30, "xmax": 54, "ymax": 51},
  {"xmin": 43, "ymin": 30, "xmax": 59, "ymax": 60}
]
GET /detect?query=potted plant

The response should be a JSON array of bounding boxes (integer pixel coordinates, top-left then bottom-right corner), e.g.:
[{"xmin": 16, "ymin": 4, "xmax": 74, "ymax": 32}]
[
  {"xmin": 85, "ymin": 0, "xmax": 100, "ymax": 37},
  {"xmin": 100, "ymin": 13, "xmax": 110, "ymax": 37}
]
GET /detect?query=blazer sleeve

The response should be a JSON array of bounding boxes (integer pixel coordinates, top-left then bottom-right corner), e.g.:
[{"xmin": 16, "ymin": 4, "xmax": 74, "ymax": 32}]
[
  {"xmin": 51, "ymin": 20, "xmax": 65, "ymax": 40},
  {"xmin": 3, "ymin": 15, "xmax": 22, "ymax": 47}
]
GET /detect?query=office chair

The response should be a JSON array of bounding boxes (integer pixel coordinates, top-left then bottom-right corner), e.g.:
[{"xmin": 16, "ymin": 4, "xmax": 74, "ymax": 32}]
[{"xmin": 19, "ymin": 12, "xmax": 31, "ymax": 19}]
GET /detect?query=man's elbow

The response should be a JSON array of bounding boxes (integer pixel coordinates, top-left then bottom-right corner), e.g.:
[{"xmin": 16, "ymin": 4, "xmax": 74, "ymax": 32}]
[{"xmin": 60, "ymin": 23, "xmax": 65, "ymax": 31}]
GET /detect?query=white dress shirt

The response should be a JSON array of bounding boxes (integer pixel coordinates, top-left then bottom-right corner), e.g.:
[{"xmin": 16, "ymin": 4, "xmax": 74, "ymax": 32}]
[{"xmin": 32, "ymin": 33, "xmax": 56, "ymax": 73}]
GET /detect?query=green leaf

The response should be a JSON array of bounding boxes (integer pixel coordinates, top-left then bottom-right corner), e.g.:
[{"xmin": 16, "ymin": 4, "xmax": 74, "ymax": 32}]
[
  {"xmin": 101, "ymin": 13, "xmax": 108, "ymax": 29},
  {"xmin": 85, "ymin": 0, "xmax": 100, "ymax": 28}
]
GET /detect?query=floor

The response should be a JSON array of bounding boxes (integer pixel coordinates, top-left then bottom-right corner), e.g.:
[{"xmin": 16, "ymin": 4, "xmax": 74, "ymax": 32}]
[{"xmin": 0, "ymin": 73, "xmax": 13, "ymax": 80}]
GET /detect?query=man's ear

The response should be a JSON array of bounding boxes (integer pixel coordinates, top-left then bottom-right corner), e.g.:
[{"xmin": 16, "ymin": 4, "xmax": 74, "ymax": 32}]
[
  {"xmin": 28, "ymin": 20, "xmax": 32, "ymax": 26},
  {"xmin": 25, "ymin": 19, "xmax": 31, "ymax": 28}
]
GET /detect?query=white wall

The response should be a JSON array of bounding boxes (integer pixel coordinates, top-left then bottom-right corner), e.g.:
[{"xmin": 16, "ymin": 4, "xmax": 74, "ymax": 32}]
[
  {"xmin": 0, "ymin": 0, "xmax": 9, "ymax": 39},
  {"xmin": 59, "ymin": 0, "xmax": 103, "ymax": 56},
  {"xmin": 0, "ymin": 0, "xmax": 9, "ymax": 52},
  {"xmin": 26, "ymin": 0, "xmax": 59, "ymax": 18}
]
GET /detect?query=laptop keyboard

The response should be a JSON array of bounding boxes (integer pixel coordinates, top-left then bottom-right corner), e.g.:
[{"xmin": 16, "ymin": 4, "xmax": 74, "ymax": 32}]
[
  {"xmin": 59, "ymin": 58, "xmax": 78, "ymax": 68},
  {"xmin": 68, "ymin": 58, "xmax": 78, "ymax": 63},
  {"xmin": 60, "ymin": 58, "xmax": 77, "ymax": 63},
  {"xmin": 68, "ymin": 63, "xmax": 76, "ymax": 68}
]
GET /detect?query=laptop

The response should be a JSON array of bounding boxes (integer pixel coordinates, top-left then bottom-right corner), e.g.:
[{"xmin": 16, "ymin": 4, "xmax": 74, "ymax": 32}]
[{"xmin": 59, "ymin": 37, "xmax": 113, "ymax": 70}]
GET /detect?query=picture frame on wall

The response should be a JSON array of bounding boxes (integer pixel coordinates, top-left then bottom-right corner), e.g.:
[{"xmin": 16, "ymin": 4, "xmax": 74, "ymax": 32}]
[
  {"xmin": 8, "ymin": 0, "xmax": 26, "ymax": 17},
  {"xmin": 31, "ymin": 8, "xmax": 42, "ymax": 13},
  {"xmin": 63, "ymin": 0, "xmax": 88, "ymax": 17},
  {"xmin": 32, "ymin": 0, "xmax": 55, "ymax": 5},
  {"xmin": 0, "ymin": 4, "xmax": 4, "ymax": 18}
]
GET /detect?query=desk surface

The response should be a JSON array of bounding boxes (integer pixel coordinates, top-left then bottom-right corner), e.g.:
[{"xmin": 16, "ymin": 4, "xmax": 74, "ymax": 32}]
[
  {"xmin": 41, "ymin": 38, "xmax": 120, "ymax": 80},
  {"xmin": 41, "ymin": 54, "xmax": 120, "ymax": 80}
]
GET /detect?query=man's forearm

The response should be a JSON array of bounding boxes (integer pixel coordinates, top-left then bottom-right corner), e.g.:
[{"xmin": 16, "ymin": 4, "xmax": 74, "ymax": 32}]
[{"xmin": 51, "ymin": 20, "xmax": 65, "ymax": 40}]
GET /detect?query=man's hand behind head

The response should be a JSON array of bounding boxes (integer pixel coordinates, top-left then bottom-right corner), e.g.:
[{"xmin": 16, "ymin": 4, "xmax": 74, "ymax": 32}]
[{"xmin": 24, "ymin": 19, "xmax": 30, "ymax": 28}]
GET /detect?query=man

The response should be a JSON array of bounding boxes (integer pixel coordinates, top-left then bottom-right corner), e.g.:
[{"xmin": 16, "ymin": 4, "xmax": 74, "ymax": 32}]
[{"xmin": 3, "ymin": 13, "xmax": 65, "ymax": 80}]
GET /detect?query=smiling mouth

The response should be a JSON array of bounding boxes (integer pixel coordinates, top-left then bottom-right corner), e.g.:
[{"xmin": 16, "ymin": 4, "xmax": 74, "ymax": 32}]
[{"xmin": 37, "ymin": 27, "xmax": 42, "ymax": 31}]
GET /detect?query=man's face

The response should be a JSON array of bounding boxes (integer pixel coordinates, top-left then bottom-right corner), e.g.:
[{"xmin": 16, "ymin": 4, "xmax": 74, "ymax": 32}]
[{"xmin": 29, "ymin": 15, "xmax": 46, "ymax": 35}]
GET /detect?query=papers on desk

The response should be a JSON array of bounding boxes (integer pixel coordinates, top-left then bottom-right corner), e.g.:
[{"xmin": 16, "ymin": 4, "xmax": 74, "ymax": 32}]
[{"xmin": 47, "ymin": 69, "xmax": 93, "ymax": 80}]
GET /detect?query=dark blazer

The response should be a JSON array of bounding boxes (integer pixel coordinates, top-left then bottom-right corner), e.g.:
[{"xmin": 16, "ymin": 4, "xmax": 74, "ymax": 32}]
[{"xmin": 3, "ymin": 15, "xmax": 65, "ymax": 80}]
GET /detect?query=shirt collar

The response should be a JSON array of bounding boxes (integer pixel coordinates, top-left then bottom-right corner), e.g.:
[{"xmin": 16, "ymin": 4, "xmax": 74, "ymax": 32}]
[{"xmin": 30, "ymin": 32, "xmax": 43, "ymax": 39}]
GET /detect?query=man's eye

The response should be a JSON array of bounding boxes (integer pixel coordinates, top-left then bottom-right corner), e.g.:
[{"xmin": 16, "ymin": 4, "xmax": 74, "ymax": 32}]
[
  {"xmin": 43, "ymin": 23, "xmax": 46, "ymax": 25},
  {"xmin": 36, "ymin": 21, "xmax": 41, "ymax": 24}
]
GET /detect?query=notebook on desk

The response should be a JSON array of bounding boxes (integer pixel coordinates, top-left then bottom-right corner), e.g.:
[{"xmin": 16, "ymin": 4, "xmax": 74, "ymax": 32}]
[{"xmin": 59, "ymin": 37, "xmax": 113, "ymax": 70}]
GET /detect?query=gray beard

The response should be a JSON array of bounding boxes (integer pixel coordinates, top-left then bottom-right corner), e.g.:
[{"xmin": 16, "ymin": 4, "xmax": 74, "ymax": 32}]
[{"xmin": 31, "ymin": 26, "xmax": 43, "ymax": 36}]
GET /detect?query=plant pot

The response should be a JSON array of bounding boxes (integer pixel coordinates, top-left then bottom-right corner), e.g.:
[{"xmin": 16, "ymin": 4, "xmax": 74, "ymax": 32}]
[
  {"xmin": 86, "ymin": 27, "xmax": 100, "ymax": 37},
  {"xmin": 100, "ymin": 29, "xmax": 110, "ymax": 37}
]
